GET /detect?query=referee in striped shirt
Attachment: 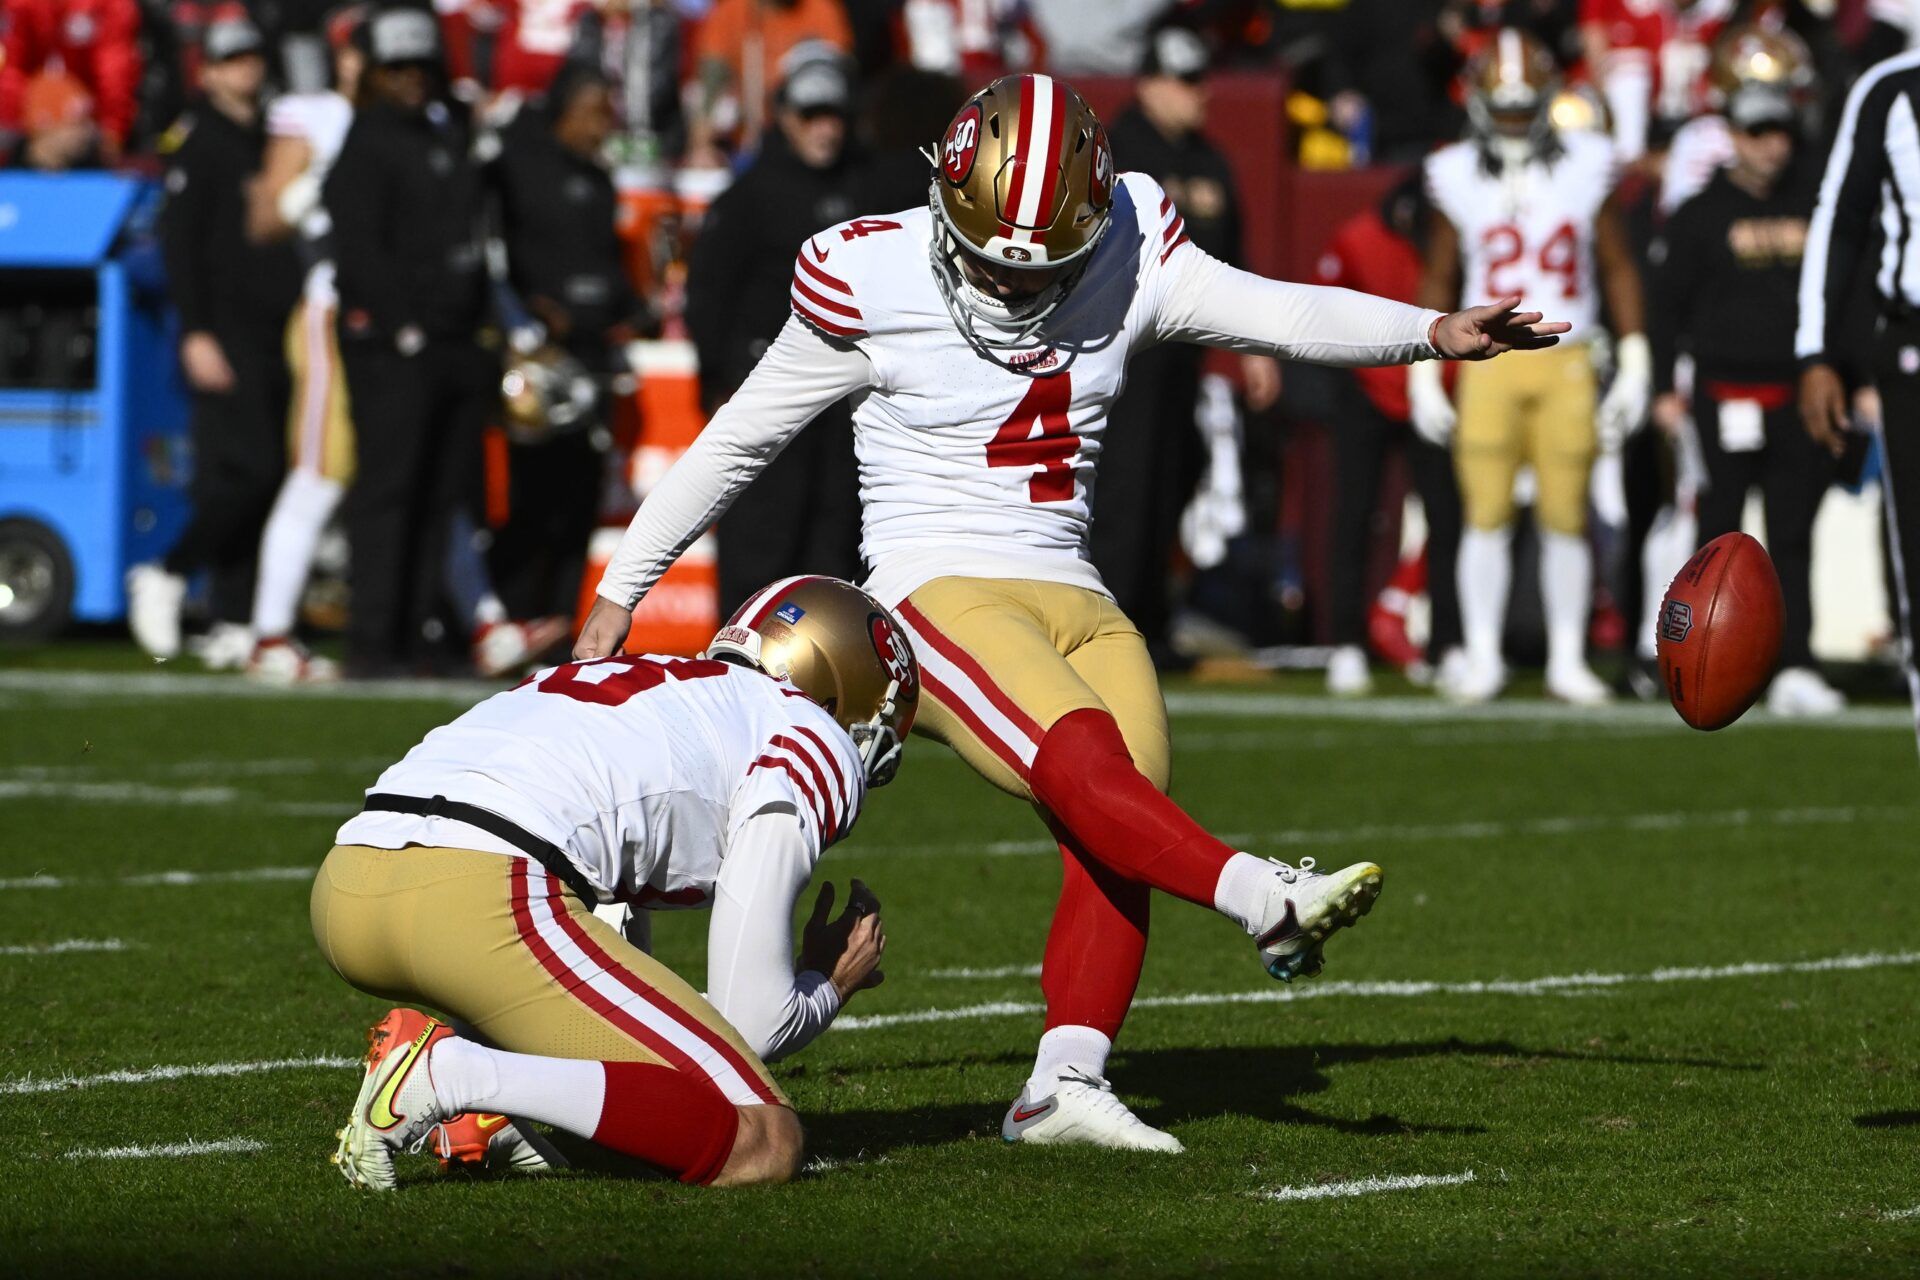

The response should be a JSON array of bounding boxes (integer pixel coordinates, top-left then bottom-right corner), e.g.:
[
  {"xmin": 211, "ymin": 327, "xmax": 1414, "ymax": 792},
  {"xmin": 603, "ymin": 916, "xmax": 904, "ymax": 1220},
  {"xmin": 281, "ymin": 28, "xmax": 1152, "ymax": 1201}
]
[{"xmin": 1797, "ymin": 48, "xmax": 1920, "ymax": 738}]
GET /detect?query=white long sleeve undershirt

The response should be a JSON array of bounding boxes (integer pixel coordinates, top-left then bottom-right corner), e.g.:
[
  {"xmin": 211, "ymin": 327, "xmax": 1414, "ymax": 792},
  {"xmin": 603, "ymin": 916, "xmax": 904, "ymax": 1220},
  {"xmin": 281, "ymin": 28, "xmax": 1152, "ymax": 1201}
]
[
  {"xmin": 597, "ymin": 248, "xmax": 1441, "ymax": 611},
  {"xmin": 704, "ymin": 804, "xmax": 842, "ymax": 1063}
]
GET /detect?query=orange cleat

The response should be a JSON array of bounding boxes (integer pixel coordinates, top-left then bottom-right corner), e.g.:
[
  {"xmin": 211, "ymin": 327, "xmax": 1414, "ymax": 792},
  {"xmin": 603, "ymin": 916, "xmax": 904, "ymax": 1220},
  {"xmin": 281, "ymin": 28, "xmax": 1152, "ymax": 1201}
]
[
  {"xmin": 331, "ymin": 1007, "xmax": 452, "ymax": 1190},
  {"xmin": 426, "ymin": 1111, "xmax": 556, "ymax": 1175}
]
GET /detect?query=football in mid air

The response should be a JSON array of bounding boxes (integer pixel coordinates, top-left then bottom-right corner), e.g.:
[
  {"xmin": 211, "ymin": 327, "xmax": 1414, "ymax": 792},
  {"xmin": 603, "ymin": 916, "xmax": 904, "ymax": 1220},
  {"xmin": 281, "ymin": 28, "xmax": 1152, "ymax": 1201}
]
[{"xmin": 1656, "ymin": 532, "xmax": 1784, "ymax": 731}]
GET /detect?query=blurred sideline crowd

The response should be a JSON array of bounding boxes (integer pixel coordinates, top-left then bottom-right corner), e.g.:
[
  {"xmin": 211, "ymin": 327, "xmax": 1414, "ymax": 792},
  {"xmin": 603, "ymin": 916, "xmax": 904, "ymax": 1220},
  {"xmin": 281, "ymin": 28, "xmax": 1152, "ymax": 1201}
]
[{"xmin": 10, "ymin": 0, "xmax": 1917, "ymax": 705}]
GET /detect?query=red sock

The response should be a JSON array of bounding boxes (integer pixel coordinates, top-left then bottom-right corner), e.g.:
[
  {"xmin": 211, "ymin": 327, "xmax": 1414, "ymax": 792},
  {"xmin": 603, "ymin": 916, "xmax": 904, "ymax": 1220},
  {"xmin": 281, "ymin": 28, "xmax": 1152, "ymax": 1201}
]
[
  {"xmin": 1041, "ymin": 828, "xmax": 1150, "ymax": 1037},
  {"xmin": 1029, "ymin": 708, "xmax": 1237, "ymax": 907},
  {"xmin": 592, "ymin": 1061, "xmax": 743, "ymax": 1185}
]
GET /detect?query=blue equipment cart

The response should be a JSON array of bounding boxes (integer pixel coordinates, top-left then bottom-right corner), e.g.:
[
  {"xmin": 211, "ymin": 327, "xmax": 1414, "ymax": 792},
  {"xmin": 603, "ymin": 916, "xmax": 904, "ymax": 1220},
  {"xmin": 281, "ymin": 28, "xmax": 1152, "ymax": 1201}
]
[{"xmin": 0, "ymin": 172, "xmax": 189, "ymax": 640}]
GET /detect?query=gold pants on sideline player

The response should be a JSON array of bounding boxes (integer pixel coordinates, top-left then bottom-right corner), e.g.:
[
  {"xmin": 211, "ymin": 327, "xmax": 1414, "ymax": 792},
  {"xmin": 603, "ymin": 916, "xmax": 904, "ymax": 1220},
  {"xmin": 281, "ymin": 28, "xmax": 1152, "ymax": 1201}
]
[
  {"xmin": 893, "ymin": 576, "xmax": 1171, "ymax": 800},
  {"xmin": 283, "ymin": 299, "xmax": 356, "ymax": 483},
  {"xmin": 1453, "ymin": 341, "xmax": 1597, "ymax": 535},
  {"xmin": 311, "ymin": 843, "xmax": 788, "ymax": 1107}
]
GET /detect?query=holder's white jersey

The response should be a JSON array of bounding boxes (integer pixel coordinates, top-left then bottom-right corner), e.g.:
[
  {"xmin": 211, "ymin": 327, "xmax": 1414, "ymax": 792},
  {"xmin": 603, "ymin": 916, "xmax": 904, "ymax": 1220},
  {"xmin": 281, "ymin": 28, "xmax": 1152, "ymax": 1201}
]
[
  {"xmin": 334, "ymin": 654, "xmax": 865, "ymax": 909},
  {"xmin": 596, "ymin": 171, "xmax": 1441, "ymax": 611},
  {"xmin": 1425, "ymin": 132, "xmax": 1619, "ymax": 344}
]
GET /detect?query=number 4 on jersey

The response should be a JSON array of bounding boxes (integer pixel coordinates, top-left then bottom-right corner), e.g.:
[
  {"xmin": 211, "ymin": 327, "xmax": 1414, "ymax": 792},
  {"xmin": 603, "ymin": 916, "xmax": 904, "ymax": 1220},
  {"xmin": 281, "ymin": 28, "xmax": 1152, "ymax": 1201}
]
[{"xmin": 986, "ymin": 373, "xmax": 1078, "ymax": 503}]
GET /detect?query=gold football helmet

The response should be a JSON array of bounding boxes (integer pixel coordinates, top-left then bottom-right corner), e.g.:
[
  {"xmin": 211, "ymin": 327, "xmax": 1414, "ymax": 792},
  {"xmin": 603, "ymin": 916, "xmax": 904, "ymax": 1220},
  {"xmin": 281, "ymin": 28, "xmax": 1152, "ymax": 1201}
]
[
  {"xmin": 500, "ymin": 345, "xmax": 597, "ymax": 445},
  {"xmin": 928, "ymin": 73, "xmax": 1115, "ymax": 361},
  {"xmin": 1711, "ymin": 24, "xmax": 1814, "ymax": 110},
  {"xmin": 705, "ymin": 576, "xmax": 919, "ymax": 787},
  {"xmin": 1464, "ymin": 28, "xmax": 1562, "ymax": 162}
]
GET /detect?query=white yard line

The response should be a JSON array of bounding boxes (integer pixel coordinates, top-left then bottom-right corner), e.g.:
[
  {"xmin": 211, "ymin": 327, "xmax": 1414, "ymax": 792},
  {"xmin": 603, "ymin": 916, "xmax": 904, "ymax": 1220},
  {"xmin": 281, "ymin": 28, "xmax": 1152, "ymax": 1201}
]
[
  {"xmin": 1, "ymin": 1055, "xmax": 356, "ymax": 1096},
  {"xmin": 839, "ymin": 950, "xmax": 1920, "ymax": 1030},
  {"xmin": 1161, "ymin": 690, "xmax": 1916, "ymax": 729},
  {"xmin": 0, "ymin": 867, "xmax": 314, "ymax": 892},
  {"xmin": 1883, "ymin": 1206, "xmax": 1920, "ymax": 1221},
  {"xmin": 0, "ymin": 780, "xmax": 237, "ymax": 805},
  {"xmin": 3, "ymin": 669, "xmax": 1912, "ymax": 730},
  {"xmin": 0, "ymin": 938, "xmax": 130, "ymax": 957},
  {"xmin": 65, "ymin": 1136, "xmax": 266, "ymax": 1160},
  {"xmin": 879, "ymin": 804, "xmax": 1908, "ymax": 861},
  {"xmin": 1259, "ymin": 1169, "xmax": 1477, "ymax": 1203},
  {"xmin": 927, "ymin": 963, "xmax": 1045, "ymax": 980}
]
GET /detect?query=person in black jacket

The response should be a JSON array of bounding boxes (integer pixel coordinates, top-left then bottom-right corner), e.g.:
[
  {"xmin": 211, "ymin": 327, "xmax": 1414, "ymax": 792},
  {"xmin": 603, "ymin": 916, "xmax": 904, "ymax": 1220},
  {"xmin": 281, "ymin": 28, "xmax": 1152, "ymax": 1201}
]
[
  {"xmin": 324, "ymin": 6, "xmax": 494, "ymax": 676},
  {"xmin": 685, "ymin": 50, "xmax": 862, "ymax": 617},
  {"xmin": 128, "ymin": 13, "xmax": 302, "ymax": 666},
  {"xmin": 1095, "ymin": 25, "xmax": 1280, "ymax": 664},
  {"xmin": 1650, "ymin": 80, "xmax": 1842, "ymax": 716},
  {"xmin": 491, "ymin": 64, "xmax": 646, "ymax": 619}
]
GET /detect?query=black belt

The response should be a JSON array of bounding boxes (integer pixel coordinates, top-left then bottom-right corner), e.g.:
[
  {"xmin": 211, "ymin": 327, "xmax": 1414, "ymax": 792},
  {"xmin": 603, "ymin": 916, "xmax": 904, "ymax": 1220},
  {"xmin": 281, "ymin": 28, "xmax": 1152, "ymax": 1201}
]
[{"xmin": 362, "ymin": 792, "xmax": 600, "ymax": 905}]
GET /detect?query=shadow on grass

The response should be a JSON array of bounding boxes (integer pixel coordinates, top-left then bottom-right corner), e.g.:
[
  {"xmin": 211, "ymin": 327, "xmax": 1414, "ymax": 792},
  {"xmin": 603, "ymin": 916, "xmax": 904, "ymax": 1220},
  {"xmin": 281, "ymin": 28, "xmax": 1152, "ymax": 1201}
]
[
  {"xmin": 507, "ymin": 1038, "xmax": 1761, "ymax": 1176},
  {"xmin": 1855, "ymin": 1110, "xmax": 1920, "ymax": 1129}
]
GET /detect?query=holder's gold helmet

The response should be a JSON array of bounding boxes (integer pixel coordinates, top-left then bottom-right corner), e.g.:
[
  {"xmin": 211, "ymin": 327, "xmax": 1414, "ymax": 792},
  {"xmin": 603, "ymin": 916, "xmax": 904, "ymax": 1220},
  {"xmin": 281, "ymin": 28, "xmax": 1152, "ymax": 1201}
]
[
  {"xmin": 705, "ymin": 576, "xmax": 919, "ymax": 787},
  {"xmin": 1464, "ymin": 28, "xmax": 1562, "ymax": 159},
  {"xmin": 929, "ymin": 73, "xmax": 1116, "ymax": 362}
]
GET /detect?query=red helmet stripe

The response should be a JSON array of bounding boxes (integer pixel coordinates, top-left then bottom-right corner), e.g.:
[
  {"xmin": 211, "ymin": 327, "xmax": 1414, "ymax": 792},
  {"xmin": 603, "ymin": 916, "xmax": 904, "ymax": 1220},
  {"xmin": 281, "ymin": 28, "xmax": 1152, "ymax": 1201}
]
[
  {"xmin": 1032, "ymin": 77, "xmax": 1068, "ymax": 236},
  {"xmin": 742, "ymin": 574, "xmax": 831, "ymax": 629}
]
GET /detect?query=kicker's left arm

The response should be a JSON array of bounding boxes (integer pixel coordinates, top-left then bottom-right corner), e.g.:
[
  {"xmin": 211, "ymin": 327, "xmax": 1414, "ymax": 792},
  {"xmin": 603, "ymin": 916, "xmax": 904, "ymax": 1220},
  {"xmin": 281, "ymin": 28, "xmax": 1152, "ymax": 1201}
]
[{"xmin": 1154, "ymin": 245, "xmax": 1445, "ymax": 367}]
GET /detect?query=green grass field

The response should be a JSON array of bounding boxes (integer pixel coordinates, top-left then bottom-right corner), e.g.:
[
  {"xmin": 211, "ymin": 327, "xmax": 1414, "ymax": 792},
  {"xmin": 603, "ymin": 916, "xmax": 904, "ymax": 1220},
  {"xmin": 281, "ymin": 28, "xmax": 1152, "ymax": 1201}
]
[{"xmin": 4, "ymin": 647, "xmax": 1920, "ymax": 1277}]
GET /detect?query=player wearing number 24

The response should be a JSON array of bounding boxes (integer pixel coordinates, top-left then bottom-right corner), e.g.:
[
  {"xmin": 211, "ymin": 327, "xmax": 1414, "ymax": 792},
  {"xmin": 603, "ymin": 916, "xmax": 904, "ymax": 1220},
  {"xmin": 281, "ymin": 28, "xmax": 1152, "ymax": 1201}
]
[
  {"xmin": 577, "ymin": 73, "xmax": 1567, "ymax": 1154},
  {"xmin": 1411, "ymin": 28, "xmax": 1650, "ymax": 708}
]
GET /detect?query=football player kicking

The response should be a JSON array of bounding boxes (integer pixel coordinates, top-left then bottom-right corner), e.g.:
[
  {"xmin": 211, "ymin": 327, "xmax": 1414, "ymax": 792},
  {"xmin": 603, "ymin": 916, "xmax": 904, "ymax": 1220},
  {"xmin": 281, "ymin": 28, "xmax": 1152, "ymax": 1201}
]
[
  {"xmin": 574, "ymin": 74, "xmax": 1567, "ymax": 1152},
  {"xmin": 314, "ymin": 577, "xmax": 915, "ymax": 1188}
]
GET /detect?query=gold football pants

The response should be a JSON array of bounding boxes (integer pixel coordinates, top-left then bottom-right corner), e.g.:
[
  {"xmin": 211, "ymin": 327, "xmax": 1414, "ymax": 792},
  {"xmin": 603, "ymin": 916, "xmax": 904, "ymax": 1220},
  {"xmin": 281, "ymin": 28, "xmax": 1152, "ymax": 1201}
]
[
  {"xmin": 310, "ymin": 843, "xmax": 788, "ymax": 1107},
  {"xmin": 1453, "ymin": 342, "xmax": 1597, "ymax": 536},
  {"xmin": 893, "ymin": 577, "xmax": 1170, "ymax": 797}
]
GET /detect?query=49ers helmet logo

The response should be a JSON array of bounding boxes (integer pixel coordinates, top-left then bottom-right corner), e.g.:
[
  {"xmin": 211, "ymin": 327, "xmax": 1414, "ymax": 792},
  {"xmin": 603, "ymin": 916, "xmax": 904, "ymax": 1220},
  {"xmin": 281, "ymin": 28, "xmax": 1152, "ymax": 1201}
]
[
  {"xmin": 868, "ymin": 611, "xmax": 918, "ymax": 699},
  {"xmin": 942, "ymin": 103, "xmax": 983, "ymax": 185},
  {"xmin": 1088, "ymin": 127, "xmax": 1115, "ymax": 208}
]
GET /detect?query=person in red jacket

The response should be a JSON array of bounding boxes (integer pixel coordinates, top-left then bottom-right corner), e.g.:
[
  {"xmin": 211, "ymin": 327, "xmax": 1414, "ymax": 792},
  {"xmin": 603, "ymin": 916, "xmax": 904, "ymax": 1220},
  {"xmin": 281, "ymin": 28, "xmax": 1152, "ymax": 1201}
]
[
  {"xmin": 0, "ymin": 0, "xmax": 141, "ymax": 159},
  {"xmin": 1315, "ymin": 172, "xmax": 1465, "ymax": 695}
]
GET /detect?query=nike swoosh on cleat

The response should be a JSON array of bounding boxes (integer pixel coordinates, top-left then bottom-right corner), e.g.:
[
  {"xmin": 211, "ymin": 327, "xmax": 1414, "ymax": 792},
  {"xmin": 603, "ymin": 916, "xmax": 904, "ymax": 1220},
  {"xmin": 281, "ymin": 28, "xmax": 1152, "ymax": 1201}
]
[
  {"xmin": 1256, "ymin": 902, "xmax": 1300, "ymax": 950},
  {"xmin": 1011, "ymin": 1103, "xmax": 1053, "ymax": 1124},
  {"xmin": 475, "ymin": 1114, "xmax": 507, "ymax": 1132},
  {"xmin": 368, "ymin": 1023, "xmax": 437, "ymax": 1131}
]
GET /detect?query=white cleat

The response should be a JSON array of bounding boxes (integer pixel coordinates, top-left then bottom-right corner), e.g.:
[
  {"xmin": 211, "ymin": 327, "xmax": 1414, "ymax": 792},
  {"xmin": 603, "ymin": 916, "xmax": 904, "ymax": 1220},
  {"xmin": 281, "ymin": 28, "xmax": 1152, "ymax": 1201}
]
[
  {"xmin": 1440, "ymin": 652, "xmax": 1505, "ymax": 704},
  {"xmin": 191, "ymin": 621, "xmax": 255, "ymax": 672},
  {"xmin": 473, "ymin": 617, "xmax": 570, "ymax": 678},
  {"xmin": 332, "ymin": 1008, "xmax": 450, "ymax": 1191},
  {"xmin": 1002, "ymin": 1070, "xmax": 1183, "ymax": 1153},
  {"xmin": 1767, "ymin": 666, "xmax": 1846, "ymax": 717},
  {"xmin": 247, "ymin": 636, "xmax": 339, "ymax": 684},
  {"xmin": 1325, "ymin": 645, "xmax": 1373, "ymax": 697},
  {"xmin": 1252, "ymin": 857, "xmax": 1384, "ymax": 982},
  {"xmin": 125, "ymin": 562, "xmax": 186, "ymax": 659},
  {"xmin": 1546, "ymin": 661, "xmax": 1613, "ymax": 707}
]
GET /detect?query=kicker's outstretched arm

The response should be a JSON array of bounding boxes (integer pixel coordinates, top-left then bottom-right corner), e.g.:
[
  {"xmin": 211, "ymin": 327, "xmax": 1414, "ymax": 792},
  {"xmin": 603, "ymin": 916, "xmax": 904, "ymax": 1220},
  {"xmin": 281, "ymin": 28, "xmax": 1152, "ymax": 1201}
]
[{"xmin": 578, "ymin": 319, "xmax": 872, "ymax": 657}]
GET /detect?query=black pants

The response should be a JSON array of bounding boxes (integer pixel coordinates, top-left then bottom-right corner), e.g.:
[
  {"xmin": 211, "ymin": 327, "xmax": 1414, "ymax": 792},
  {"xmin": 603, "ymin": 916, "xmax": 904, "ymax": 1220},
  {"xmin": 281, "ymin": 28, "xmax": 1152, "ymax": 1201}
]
[
  {"xmin": 1326, "ymin": 378, "xmax": 1463, "ymax": 658},
  {"xmin": 715, "ymin": 399, "xmax": 860, "ymax": 619},
  {"xmin": 339, "ymin": 335, "xmax": 494, "ymax": 672},
  {"xmin": 1090, "ymin": 343, "xmax": 1206, "ymax": 651},
  {"xmin": 490, "ymin": 431, "xmax": 605, "ymax": 620},
  {"xmin": 1874, "ymin": 323, "xmax": 1920, "ymax": 689},
  {"xmin": 163, "ymin": 321, "xmax": 290, "ymax": 623},
  {"xmin": 1692, "ymin": 386, "xmax": 1834, "ymax": 670}
]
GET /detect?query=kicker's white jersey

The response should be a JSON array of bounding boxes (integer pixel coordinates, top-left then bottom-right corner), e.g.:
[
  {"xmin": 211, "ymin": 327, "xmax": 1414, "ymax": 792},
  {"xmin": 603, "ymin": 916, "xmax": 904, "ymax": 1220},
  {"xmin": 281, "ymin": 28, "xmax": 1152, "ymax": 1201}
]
[
  {"xmin": 1425, "ymin": 132, "xmax": 1619, "ymax": 343},
  {"xmin": 333, "ymin": 655, "xmax": 865, "ymax": 908},
  {"xmin": 791, "ymin": 171, "xmax": 1204, "ymax": 604},
  {"xmin": 267, "ymin": 90, "xmax": 353, "ymax": 305}
]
